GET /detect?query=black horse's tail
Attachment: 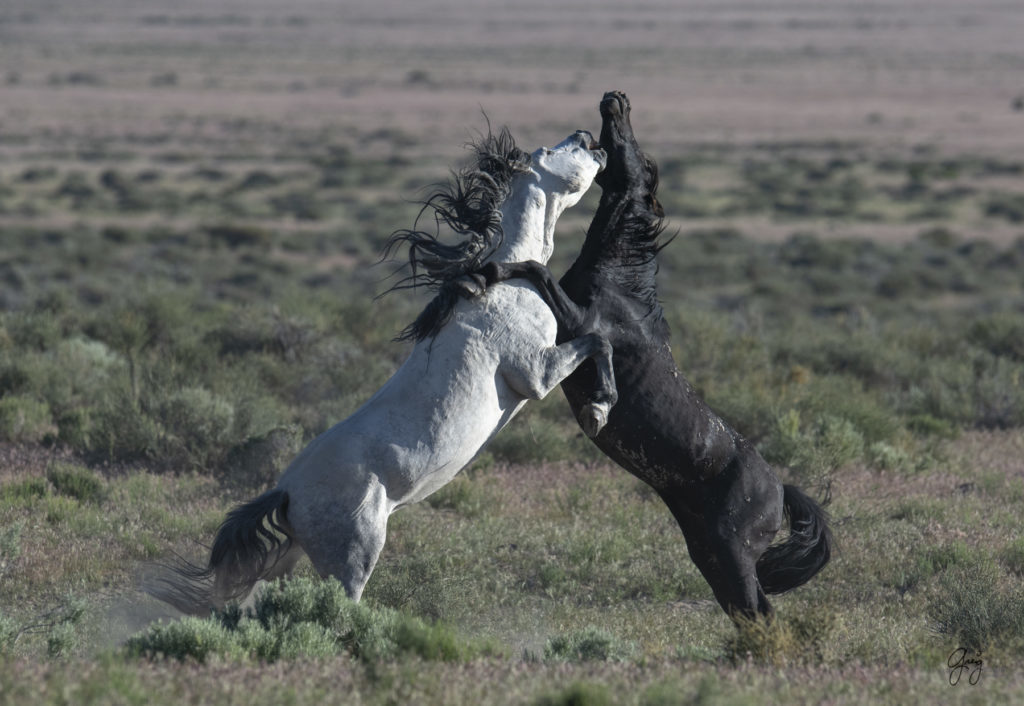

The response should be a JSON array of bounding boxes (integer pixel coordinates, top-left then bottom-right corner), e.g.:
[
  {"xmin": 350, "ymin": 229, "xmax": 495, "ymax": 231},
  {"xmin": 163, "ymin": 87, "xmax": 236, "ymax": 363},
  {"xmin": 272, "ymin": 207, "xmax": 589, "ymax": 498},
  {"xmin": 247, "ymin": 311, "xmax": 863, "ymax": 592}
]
[
  {"xmin": 143, "ymin": 489, "xmax": 294, "ymax": 615},
  {"xmin": 756, "ymin": 484, "xmax": 832, "ymax": 595}
]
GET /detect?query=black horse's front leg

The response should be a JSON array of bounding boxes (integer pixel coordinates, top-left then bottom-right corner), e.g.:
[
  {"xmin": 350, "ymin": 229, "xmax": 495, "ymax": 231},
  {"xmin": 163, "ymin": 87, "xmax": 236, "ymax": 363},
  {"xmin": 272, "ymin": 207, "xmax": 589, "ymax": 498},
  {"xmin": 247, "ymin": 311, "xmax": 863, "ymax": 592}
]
[
  {"xmin": 478, "ymin": 260, "xmax": 589, "ymax": 335},
  {"xmin": 470, "ymin": 260, "xmax": 616, "ymax": 438}
]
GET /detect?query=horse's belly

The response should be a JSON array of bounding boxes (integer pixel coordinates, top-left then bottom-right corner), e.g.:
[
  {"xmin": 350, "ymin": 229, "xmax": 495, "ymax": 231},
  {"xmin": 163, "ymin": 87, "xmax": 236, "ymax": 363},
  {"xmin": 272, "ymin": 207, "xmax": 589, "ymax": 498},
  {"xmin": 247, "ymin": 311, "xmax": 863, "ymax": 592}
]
[
  {"xmin": 279, "ymin": 287, "xmax": 549, "ymax": 511},
  {"xmin": 564, "ymin": 344, "xmax": 738, "ymax": 488}
]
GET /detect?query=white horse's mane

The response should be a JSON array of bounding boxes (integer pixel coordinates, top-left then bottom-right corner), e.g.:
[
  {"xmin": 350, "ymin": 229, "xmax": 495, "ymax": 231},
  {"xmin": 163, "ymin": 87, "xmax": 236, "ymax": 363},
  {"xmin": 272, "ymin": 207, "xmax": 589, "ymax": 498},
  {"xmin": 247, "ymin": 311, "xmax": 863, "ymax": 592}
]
[{"xmin": 383, "ymin": 127, "xmax": 533, "ymax": 341}]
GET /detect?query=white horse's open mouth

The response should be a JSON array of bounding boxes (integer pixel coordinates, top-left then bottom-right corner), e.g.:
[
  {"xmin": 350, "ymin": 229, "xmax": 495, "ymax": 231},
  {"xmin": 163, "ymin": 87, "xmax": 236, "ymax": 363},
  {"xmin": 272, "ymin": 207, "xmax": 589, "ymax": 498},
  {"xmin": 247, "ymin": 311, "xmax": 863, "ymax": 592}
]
[{"xmin": 577, "ymin": 131, "xmax": 607, "ymax": 171}]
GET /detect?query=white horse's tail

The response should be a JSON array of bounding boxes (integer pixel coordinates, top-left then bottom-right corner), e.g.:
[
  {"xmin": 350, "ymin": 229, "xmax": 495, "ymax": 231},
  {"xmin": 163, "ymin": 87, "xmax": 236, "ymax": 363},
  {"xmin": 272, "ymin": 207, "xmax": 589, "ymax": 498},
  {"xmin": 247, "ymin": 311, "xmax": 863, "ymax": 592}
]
[{"xmin": 143, "ymin": 489, "xmax": 294, "ymax": 615}]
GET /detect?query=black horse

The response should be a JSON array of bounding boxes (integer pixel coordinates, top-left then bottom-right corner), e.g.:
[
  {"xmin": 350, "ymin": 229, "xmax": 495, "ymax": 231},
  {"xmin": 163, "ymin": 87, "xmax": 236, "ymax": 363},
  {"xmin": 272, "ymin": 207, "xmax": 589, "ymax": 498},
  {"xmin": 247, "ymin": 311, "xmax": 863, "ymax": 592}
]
[{"xmin": 467, "ymin": 92, "xmax": 832, "ymax": 621}]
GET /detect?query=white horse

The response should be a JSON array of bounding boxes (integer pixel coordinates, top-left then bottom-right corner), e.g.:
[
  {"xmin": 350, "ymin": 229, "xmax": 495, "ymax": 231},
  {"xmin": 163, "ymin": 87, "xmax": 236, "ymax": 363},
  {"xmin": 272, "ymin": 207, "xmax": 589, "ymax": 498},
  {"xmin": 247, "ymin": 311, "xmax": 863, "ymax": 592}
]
[{"xmin": 147, "ymin": 127, "xmax": 616, "ymax": 613}]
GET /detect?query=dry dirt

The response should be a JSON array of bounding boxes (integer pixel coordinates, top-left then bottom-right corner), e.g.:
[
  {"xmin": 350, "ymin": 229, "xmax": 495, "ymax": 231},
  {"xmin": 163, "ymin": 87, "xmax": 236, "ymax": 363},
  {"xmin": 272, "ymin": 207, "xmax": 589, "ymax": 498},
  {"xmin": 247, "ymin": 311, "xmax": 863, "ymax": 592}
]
[{"xmin": 2, "ymin": 0, "xmax": 1024, "ymax": 162}]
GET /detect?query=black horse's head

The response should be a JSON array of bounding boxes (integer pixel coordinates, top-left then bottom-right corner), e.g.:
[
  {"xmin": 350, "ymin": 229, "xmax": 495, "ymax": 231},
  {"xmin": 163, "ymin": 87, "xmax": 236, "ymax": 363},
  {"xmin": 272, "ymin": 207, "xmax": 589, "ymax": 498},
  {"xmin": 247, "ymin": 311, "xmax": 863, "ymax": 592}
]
[
  {"xmin": 595, "ymin": 91, "xmax": 664, "ymax": 220},
  {"xmin": 574, "ymin": 91, "xmax": 669, "ymax": 309}
]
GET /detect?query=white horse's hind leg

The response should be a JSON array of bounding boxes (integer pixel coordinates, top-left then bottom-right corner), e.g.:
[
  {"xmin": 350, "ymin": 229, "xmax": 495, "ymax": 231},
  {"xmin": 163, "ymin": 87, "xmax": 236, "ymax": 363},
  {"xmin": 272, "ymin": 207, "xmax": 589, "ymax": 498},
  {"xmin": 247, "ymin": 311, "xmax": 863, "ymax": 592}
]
[
  {"xmin": 292, "ymin": 480, "xmax": 389, "ymax": 601},
  {"xmin": 502, "ymin": 332, "xmax": 616, "ymax": 436}
]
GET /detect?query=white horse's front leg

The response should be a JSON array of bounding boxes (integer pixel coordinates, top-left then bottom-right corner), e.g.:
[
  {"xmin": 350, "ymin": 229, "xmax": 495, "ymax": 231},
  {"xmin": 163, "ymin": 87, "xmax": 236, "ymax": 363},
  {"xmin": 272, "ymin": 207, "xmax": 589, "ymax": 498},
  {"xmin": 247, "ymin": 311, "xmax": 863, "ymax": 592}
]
[{"xmin": 502, "ymin": 333, "xmax": 617, "ymax": 437}]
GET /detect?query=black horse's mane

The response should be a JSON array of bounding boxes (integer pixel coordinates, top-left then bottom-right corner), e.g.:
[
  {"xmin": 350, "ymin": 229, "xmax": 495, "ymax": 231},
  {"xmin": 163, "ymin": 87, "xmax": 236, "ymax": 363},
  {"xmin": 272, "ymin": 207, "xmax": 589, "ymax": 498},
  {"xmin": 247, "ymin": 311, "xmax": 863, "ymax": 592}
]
[
  {"xmin": 586, "ymin": 152, "xmax": 671, "ymax": 311},
  {"xmin": 382, "ymin": 126, "xmax": 533, "ymax": 342}
]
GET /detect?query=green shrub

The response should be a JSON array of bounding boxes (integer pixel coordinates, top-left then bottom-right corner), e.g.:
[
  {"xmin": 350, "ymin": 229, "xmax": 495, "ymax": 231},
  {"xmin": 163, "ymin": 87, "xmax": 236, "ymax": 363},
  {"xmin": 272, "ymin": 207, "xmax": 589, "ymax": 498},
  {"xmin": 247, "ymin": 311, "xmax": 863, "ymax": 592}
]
[
  {"xmin": 157, "ymin": 386, "xmax": 236, "ymax": 469},
  {"xmin": 0, "ymin": 610, "xmax": 18, "ymax": 655},
  {"xmin": 270, "ymin": 192, "xmax": 324, "ymax": 220},
  {"xmin": 722, "ymin": 606, "xmax": 842, "ymax": 666},
  {"xmin": 985, "ymin": 192, "xmax": 1024, "ymax": 223},
  {"xmin": 902, "ymin": 351, "xmax": 1024, "ymax": 429},
  {"xmin": 488, "ymin": 413, "xmax": 574, "ymax": 465},
  {"xmin": 763, "ymin": 410, "xmax": 864, "ymax": 489},
  {"xmin": 893, "ymin": 542, "xmax": 973, "ymax": 594},
  {"xmin": 786, "ymin": 605, "xmax": 845, "ymax": 663},
  {"xmin": 866, "ymin": 440, "xmax": 913, "ymax": 472},
  {"xmin": 89, "ymin": 390, "xmax": 161, "ymax": 465},
  {"xmin": 543, "ymin": 626, "xmax": 633, "ymax": 662},
  {"xmin": 999, "ymin": 538, "xmax": 1024, "ymax": 577},
  {"xmin": 46, "ymin": 463, "xmax": 106, "ymax": 504},
  {"xmin": 0, "ymin": 522, "xmax": 22, "ymax": 581},
  {"xmin": 223, "ymin": 424, "xmax": 302, "ymax": 487},
  {"xmin": 126, "ymin": 577, "xmax": 498, "ymax": 663},
  {"xmin": 1, "ymin": 596, "xmax": 88, "ymax": 659},
  {"xmin": 795, "ymin": 375, "xmax": 895, "ymax": 445},
  {"xmin": 366, "ymin": 554, "xmax": 466, "ymax": 621},
  {"xmin": 928, "ymin": 559, "xmax": 1024, "ymax": 653},
  {"xmin": 0, "ymin": 395, "xmax": 55, "ymax": 443},
  {"xmin": 205, "ymin": 224, "xmax": 272, "ymax": 249},
  {"xmin": 905, "ymin": 413, "xmax": 957, "ymax": 439},
  {"xmin": 724, "ymin": 614, "xmax": 796, "ymax": 666},
  {"xmin": 7, "ymin": 337, "xmax": 124, "ymax": 450},
  {"xmin": 3, "ymin": 311, "xmax": 63, "ymax": 351},
  {"xmin": 0, "ymin": 477, "xmax": 48, "ymax": 503},
  {"xmin": 126, "ymin": 616, "xmax": 245, "ymax": 662},
  {"xmin": 46, "ymin": 622, "xmax": 77, "ymax": 659},
  {"xmin": 55, "ymin": 407, "xmax": 92, "ymax": 449},
  {"xmin": 969, "ymin": 313, "xmax": 1024, "ymax": 361},
  {"xmin": 971, "ymin": 355, "xmax": 1024, "ymax": 429}
]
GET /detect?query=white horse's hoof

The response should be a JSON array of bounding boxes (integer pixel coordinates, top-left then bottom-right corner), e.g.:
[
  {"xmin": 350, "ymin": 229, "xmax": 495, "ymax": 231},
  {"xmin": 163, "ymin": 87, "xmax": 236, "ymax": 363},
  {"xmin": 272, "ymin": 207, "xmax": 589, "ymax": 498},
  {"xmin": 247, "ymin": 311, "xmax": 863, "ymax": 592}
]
[{"xmin": 579, "ymin": 403, "xmax": 609, "ymax": 438}]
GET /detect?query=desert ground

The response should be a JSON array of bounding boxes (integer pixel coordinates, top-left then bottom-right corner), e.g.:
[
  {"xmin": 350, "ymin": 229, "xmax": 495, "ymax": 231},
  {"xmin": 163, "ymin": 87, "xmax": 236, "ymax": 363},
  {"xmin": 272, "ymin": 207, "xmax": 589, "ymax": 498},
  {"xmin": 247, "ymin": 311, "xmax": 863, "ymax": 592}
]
[{"xmin": 1, "ymin": 1, "xmax": 1024, "ymax": 703}]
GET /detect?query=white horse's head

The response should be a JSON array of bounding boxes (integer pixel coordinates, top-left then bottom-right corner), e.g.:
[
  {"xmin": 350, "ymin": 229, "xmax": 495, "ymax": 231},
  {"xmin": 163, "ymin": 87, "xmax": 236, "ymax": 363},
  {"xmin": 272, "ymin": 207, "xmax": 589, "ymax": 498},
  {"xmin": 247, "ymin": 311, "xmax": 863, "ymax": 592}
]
[
  {"xmin": 531, "ymin": 130, "xmax": 607, "ymax": 211},
  {"xmin": 384, "ymin": 125, "xmax": 606, "ymax": 340},
  {"xmin": 496, "ymin": 129, "xmax": 605, "ymax": 264}
]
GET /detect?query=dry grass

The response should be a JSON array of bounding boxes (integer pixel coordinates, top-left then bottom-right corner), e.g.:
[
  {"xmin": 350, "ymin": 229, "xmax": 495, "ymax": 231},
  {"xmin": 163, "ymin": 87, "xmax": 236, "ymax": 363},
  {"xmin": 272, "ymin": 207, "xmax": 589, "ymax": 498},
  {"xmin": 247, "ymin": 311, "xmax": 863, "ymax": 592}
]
[{"xmin": 3, "ymin": 434, "xmax": 1024, "ymax": 701}]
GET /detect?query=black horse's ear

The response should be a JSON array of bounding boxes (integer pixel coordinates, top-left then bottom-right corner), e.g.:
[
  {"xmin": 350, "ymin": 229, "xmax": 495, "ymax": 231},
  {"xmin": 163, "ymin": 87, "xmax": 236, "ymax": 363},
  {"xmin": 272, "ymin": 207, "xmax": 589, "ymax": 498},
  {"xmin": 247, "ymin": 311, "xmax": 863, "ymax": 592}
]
[{"xmin": 648, "ymin": 195, "xmax": 665, "ymax": 218}]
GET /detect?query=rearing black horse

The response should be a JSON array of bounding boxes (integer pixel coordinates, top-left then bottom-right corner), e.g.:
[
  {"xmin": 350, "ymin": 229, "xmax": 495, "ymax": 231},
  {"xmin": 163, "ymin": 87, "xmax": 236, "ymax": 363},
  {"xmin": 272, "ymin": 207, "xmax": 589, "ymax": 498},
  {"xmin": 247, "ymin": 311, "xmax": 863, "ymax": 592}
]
[{"xmin": 468, "ymin": 92, "xmax": 832, "ymax": 621}]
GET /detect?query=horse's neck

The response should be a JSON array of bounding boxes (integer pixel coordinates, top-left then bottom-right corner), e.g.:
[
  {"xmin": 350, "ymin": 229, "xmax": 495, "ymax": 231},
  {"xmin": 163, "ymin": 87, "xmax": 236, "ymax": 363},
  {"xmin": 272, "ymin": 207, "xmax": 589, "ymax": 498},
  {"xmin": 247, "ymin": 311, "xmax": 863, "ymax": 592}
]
[
  {"xmin": 487, "ymin": 182, "xmax": 560, "ymax": 265},
  {"xmin": 567, "ymin": 192, "xmax": 630, "ymax": 278},
  {"xmin": 565, "ymin": 191, "xmax": 659, "ymax": 303}
]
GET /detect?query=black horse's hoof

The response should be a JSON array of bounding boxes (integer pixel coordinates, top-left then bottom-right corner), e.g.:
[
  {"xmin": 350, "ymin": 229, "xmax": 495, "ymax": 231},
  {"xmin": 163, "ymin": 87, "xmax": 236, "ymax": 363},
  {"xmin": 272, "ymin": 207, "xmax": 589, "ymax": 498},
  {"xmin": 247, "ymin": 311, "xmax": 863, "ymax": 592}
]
[
  {"xmin": 600, "ymin": 91, "xmax": 630, "ymax": 118},
  {"xmin": 451, "ymin": 273, "xmax": 487, "ymax": 298},
  {"xmin": 579, "ymin": 402, "xmax": 609, "ymax": 438}
]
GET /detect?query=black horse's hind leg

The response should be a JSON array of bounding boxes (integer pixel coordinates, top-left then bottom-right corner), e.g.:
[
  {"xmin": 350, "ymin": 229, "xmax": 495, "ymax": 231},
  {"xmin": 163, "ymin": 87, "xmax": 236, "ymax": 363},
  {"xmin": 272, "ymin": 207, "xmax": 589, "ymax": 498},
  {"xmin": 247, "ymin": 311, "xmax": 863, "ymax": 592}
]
[
  {"xmin": 707, "ymin": 527, "xmax": 773, "ymax": 621},
  {"xmin": 669, "ymin": 502, "xmax": 770, "ymax": 621},
  {"xmin": 708, "ymin": 451, "xmax": 783, "ymax": 621},
  {"xmin": 684, "ymin": 531, "xmax": 769, "ymax": 620},
  {"xmin": 665, "ymin": 448, "xmax": 782, "ymax": 621}
]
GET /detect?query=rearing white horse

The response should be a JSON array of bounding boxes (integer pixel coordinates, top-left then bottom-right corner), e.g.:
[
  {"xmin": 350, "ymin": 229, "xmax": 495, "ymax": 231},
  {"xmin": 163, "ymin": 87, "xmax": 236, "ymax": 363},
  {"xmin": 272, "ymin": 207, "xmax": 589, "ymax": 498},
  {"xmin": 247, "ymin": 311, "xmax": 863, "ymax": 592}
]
[{"xmin": 147, "ymin": 127, "xmax": 616, "ymax": 613}]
